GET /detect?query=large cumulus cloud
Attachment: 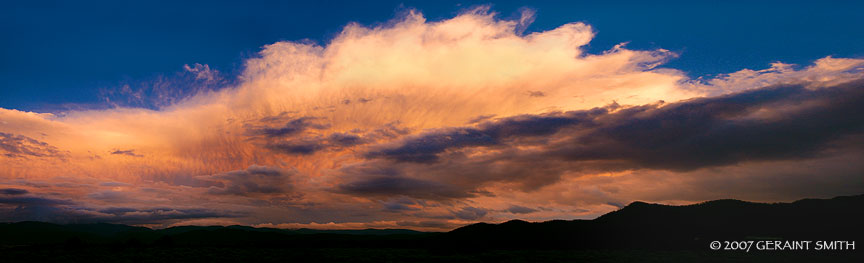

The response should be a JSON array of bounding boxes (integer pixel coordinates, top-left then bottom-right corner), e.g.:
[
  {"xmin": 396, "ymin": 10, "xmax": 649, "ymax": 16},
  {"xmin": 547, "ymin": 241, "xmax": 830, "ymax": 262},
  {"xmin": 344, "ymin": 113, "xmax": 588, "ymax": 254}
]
[{"xmin": 1, "ymin": 7, "xmax": 863, "ymax": 230}]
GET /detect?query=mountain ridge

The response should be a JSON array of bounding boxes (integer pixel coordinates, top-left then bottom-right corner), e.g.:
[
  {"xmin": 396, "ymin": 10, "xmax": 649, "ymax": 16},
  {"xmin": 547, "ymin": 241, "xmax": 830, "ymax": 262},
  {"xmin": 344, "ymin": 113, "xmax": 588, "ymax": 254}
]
[{"xmin": 1, "ymin": 194, "xmax": 862, "ymax": 250}]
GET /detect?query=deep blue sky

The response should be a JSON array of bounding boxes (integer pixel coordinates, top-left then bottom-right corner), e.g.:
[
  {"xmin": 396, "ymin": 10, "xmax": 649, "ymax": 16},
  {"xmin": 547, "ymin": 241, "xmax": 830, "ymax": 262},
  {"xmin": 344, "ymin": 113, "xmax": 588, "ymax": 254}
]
[{"xmin": 2, "ymin": 0, "xmax": 862, "ymax": 111}]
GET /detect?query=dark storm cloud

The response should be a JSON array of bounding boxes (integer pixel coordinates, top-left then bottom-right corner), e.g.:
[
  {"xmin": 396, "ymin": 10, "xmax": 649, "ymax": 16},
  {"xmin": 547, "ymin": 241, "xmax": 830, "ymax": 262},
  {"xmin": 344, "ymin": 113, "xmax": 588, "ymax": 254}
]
[
  {"xmin": 0, "ymin": 196, "xmax": 73, "ymax": 206},
  {"xmin": 0, "ymin": 192, "xmax": 240, "ymax": 224},
  {"xmin": 257, "ymin": 111, "xmax": 299, "ymax": 123},
  {"xmin": 381, "ymin": 198, "xmax": 421, "ymax": 212},
  {"xmin": 247, "ymin": 113, "xmax": 371, "ymax": 155},
  {"xmin": 369, "ymin": 80, "xmax": 864, "ymax": 171},
  {"xmin": 2, "ymin": 206, "xmax": 239, "ymax": 224},
  {"xmin": 0, "ymin": 132, "xmax": 63, "ymax": 158},
  {"xmin": 452, "ymin": 206, "xmax": 488, "ymax": 220},
  {"xmin": 345, "ymin": 79, "xmax": 864, "ymax": 200},
  {"xmin": 328, "ymin": 132, "xmax": 366, "ymax": 147},
  {"xmin": 198, "ymin": 165, "xmax": 295, "ymax": 196},
  {"xmin": 365, "ymin": 128, "xmax": 497, "ymax": 163},
  {"xmin": 265, "ymin": 132, "xmax": 369, "ymax": 155},
  {"xmin": 507, "ymin": 205, "xmax": 538, "ymax": 214},
  {"xmin": 365, "ymin": 108, "xmax": 607, "ymax": 163},
  {"xmin": 245, "ymin": 116, "xmax": 329, "ymax": 138},
  {"xmin": 549, "ymin": 81, "xmax": 864, "ymax": 171},
  {"xmin": 337, "ymin": 176, "xmax": 473, "ymax": 200},
  {"xmin": 0, "ymin": 188, "xmax": 29, "ymax": 195},
  {"xmin": 267, "ymin": 140, "xmax": 324, "ymax": 155}
]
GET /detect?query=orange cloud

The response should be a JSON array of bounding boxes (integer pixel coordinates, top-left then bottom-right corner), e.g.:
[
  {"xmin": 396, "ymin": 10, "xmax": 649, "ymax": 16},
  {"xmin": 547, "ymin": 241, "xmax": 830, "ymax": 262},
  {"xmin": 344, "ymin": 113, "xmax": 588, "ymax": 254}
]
[{"xmin": 2, "ymin": 8, "xmax": 863, "ymax": 230}]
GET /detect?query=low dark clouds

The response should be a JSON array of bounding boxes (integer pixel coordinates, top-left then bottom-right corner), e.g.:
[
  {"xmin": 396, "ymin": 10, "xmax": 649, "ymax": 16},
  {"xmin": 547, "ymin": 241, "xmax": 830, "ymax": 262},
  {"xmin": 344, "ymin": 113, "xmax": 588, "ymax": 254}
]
[
  {"xmin": 365, "ymin": 108, "xmax": 605, "ymax": 163},
  {"xmin": 396, "ymin": 220, "xmax": 453, "ymax": 229},
  {"xmin": 0, "ymin": 192, "xmax": 239, "ymax": 224},
  {"xmin": 267, "ymin": 140, "xmax": 323, "ymax": 155},
  {"xmin": 346, "ymin": 79, "xmax": 864, "ymax": 200},
  {"xmin": 337, "ymin": 175, "xmax": 474, "ymax": 200},
  {"xmin": 265, "ymin": 132, "xmax": 368, "ymax": 155},
  {"xmin": 247, "ymin": 114, "xmax": 371, "ymax": 155},
  {"xmin": 507, "ymin": 205, "xmax": 538, "ymax": 214},
  {"xmin": 550, "ymin": 81, "xmax": 864, "ymax": 171},
  {"xmin": 110, "ymin": 149, "xmax": 142, "ymax": 157},
  {"xmin": 381, "ymin": 198, "xmax": 422, "ymax": 212},
  {"xmin": 0, "ymin": 188, "xmax": 28, "ymax": 195},
  {"xmin": 0, "ymin": 132, "xmax": 63, "ymax": 158},
  {"xmin": 370, "ymin": 81, "xmax": 864, "ymax": 170},
  {"xmin": 365, "ymin": 128, "xmax": 497, "ymax": 163},
  {"xmin": 198, "ymin": 165, "xmax": 295, "ymax": 196},
  {"xmin": 328, "ymin": 132, "xmax": 366, "ymax": 147},
  {"xmin": 245, "ymin": 117, "xmax": 328, "ymax": 138},
  {"xmin": 0, "ymin": 196, "xmax": 73, "ymax": 206},
  {"xmin": 89, "ymin": 207, "xmax": 241, "ymax": 224},
  {"xmin": 452, "ymin": 206, "xmax": 488, "ymax": 220}
]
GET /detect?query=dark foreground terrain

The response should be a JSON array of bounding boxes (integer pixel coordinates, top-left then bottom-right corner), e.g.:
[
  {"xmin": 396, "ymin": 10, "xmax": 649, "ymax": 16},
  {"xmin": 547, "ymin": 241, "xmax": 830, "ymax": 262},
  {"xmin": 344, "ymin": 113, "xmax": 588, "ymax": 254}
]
[
  {"xmin": 2, "ymin": 194, "xmax": 862, "ymax": 262},
  {"xmin": 1, "ymin": 247, "xmax": 859, "ymax": 263}
]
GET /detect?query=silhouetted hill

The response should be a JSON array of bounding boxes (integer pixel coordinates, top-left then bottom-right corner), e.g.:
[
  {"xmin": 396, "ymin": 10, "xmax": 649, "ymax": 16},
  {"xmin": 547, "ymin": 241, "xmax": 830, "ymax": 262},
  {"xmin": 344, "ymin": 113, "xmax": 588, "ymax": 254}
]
[
  {"xmin": 1, "ymin": 194, "xmax": 862, "ymax": 252},
  {"xmin": 444, "ymin": 194, "xmax": 864, "ymax": 250}
]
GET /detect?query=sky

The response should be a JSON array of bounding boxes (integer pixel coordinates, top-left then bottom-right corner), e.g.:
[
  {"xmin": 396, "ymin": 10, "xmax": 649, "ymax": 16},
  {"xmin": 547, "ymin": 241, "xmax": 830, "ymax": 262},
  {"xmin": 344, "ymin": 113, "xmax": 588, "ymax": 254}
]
[{"xmin": 1, "ymin": 1, "xmax": 864, "ymax": 230}]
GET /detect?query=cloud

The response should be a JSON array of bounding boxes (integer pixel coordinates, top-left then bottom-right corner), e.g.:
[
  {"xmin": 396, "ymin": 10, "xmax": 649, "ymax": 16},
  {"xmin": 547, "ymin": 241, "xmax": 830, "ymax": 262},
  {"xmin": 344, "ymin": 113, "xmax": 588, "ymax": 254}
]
[
  {"xmin": 507, "ymin": 205, "xmax": 538, "ymax": 214},
  {"xmin": 528, "ymin": 91, "xmax": 545, "ymax": 97},
  {"xmin": 0, "ymin": 132, "xmax": 63, "ymax": 158},
  {"xmin": 266, "ymin": 140, "xmax": 324, "ymax": 155},
  {"xmin": 351, "ymin": 79, "xmax": 864, "ymax": 198},
  {"xmin": 0, "ymin": 196, "xmax": 73, "ymax": 206},
  {"xmin": 364, "ymin": 108, "xmax": 602, "ymax": 163},
  {"xmin": 88, "ymin": 207, "xmax": 242, "ymax": 224},
  {"xmin": 100, "ymin": 63, "xmax": 227, "ymax": 110},
  {"xmin": 452, "ymin": 206, "xmax": 488, "ymax": 220},
  {"xmin": 395, "ymin": 220, "xmax": 453, "ymax": 229},
  {"xmin": 110, "ymin": 149, "xmax": 142, "ymax": 157},
  {"xmin": 197, "ymin": 165, "xmax": 296, "ymax": 196},
  {"xmin": 1, "ymin": 205, "xmax": 240, "ymax": 225},
  {"xmin": 395, "ymin": 81, "xmax": 864, "ymax": 171},
  {"xmin": 183, "ymin": 63, "xmax": 220, "ymax": 82},
  {"xmin": 1, "ymin": 7, "xmax": 863, "ymax": 229},
  {"xmin": 545, "ymin": 81, "xmax": 864, "ymax": 171},
  {"xmin": 245, "ymin": 117, "xmax": 329, "ymax": 138},
  {"xmin": 327, "ymin": 132, "xmax": 366, "ymax": 147},
  {"xmin": 99, "ymin": 182, "xmax": 131, "ymax": 187},
  {"xmin": 381, "ymin": 197, "xmax": 422, "ymax": 212},
  {"xmin": 0, "ymin": 188, "xmax": 28, "ymax": 195},
  {"xmin": 365, "ymin": 128, "xmax": 498, "ymax": 163},
  {"xmin": 337, "ymin": 175, "xmax": 473, "ymax": 200},
  {"xmin": 0, "ymin": 191, "xmax": 240, "ymax": 224},
  {"xmin": 263, "ymin": 132, "xmax": 369, "ymax": 155}
]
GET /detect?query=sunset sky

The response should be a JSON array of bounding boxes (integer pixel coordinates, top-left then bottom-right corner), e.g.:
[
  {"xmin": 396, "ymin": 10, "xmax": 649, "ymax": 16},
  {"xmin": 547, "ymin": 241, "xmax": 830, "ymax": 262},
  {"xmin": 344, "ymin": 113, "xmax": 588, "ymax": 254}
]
[{"xmin": 2, "ymin": 1, "xmax": 864, "ymax": 231}]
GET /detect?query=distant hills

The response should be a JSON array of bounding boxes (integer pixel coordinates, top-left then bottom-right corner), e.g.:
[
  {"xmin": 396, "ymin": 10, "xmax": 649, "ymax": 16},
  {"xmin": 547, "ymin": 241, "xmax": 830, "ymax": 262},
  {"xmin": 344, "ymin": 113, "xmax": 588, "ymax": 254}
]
[
  {"xmin": 2, "ymin": 194, "xmax": 863, "ymax": 250},
  {"xmin": 445, "ymin": 194, "xmax": 864, "ymax": 250}
]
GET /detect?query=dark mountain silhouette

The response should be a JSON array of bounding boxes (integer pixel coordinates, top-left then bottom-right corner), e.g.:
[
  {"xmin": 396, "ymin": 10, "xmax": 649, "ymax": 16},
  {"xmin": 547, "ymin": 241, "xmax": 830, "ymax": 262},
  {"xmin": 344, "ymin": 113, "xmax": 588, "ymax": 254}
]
[
  {"xmin": 1, "ymin": 194, "xmax": 861, "ymax": 262},
  {"xmin": 443, "ymin": 194, "xmax": 864, "ymax": 250}
]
